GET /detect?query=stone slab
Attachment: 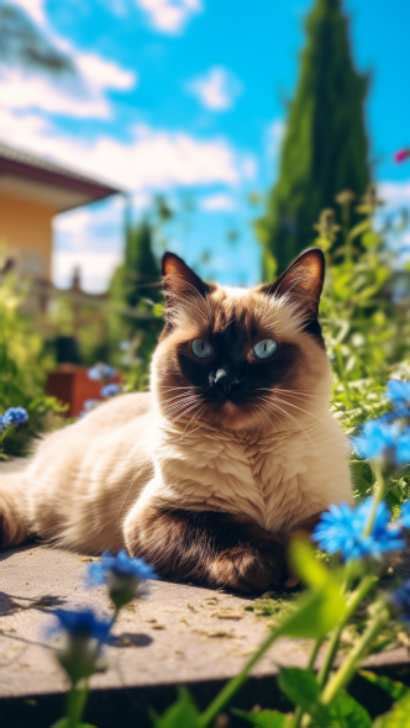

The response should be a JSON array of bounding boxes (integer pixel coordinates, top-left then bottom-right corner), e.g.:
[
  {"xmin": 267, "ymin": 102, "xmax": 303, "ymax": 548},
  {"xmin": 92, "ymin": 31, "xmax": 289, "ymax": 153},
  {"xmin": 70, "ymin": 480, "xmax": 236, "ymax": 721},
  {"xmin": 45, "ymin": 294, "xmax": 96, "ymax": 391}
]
[
  {"xmin": 0, "ymin": 458, "xmax": 408, "ymax": 725},
  {"xmin": 0, "ymin": 544, "xmax": 309, "ymax": 700}
]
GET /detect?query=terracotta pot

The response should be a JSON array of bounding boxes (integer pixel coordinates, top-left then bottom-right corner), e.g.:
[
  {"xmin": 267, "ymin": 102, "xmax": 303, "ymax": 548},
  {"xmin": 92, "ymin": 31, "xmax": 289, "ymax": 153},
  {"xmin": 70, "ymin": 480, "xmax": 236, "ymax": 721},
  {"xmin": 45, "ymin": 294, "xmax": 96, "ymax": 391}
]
[{"xmin": 46, "ymin": 364, "xmax": 121, "ymax": 417}]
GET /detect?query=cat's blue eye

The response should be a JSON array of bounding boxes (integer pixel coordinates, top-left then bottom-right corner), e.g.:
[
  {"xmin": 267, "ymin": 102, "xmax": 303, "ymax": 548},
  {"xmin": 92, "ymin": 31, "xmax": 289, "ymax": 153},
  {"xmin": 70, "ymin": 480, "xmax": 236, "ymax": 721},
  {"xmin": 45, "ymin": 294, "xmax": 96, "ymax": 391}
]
[
  {"xmin": 191, "ymin": 339, "xmax": 213, "ymax": 358},
  {"xmin": 253, "ymin": 339, "xmax": 277, "ymax": 359}
]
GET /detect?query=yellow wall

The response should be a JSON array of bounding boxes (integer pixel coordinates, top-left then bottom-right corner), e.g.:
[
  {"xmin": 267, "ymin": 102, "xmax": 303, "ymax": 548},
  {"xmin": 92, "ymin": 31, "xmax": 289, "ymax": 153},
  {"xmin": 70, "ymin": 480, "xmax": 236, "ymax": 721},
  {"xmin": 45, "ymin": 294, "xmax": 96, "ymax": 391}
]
[{"xmin": 0, "ymin": 190, "xmax": 56, "ymax": 278}]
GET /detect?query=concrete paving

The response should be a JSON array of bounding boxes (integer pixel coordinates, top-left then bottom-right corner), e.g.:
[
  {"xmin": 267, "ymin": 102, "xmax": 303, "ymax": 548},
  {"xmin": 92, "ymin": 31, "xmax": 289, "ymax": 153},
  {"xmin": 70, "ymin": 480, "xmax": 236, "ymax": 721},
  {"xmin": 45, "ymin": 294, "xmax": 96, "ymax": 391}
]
[
  {"xmin": 0, "ymin": 544, "xmax": 308, "ymax": 699},
  {"xmin": 0, "ymin": 459, "xmax": 408, "ymax": 726}
]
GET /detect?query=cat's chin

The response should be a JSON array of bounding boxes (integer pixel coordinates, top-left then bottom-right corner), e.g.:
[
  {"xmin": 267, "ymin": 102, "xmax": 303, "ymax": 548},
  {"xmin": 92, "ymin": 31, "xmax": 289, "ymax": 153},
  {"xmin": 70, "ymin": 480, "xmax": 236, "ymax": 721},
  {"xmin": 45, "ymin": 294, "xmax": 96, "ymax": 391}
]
[{"xmin": 209, "ymin": 401, "xmax": 264, "ymax": 432}]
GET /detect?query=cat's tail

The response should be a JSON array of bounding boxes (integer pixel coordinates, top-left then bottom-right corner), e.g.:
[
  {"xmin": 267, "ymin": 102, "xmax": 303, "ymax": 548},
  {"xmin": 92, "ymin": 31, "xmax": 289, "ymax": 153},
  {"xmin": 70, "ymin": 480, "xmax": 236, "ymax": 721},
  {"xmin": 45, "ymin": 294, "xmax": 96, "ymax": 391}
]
[{"xmin": 0, "ymin": 473, "xmax": 31, "ymax": 548}]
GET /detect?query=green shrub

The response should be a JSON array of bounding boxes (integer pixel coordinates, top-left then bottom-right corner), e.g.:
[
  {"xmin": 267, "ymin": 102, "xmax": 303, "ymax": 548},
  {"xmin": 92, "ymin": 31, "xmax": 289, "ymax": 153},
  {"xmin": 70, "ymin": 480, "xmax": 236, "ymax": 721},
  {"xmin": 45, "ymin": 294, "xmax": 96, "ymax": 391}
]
[{"xmin": 0, "ymin": 274, "xmax": 64, "ymax": 456}]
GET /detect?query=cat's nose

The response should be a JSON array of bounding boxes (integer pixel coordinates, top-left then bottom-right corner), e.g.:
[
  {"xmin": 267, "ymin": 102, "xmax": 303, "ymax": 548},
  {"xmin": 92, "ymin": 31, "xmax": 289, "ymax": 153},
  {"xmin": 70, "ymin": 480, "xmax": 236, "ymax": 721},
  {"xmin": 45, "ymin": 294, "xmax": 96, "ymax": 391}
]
[{"xmin": 209, "ymin": 368, "xmax": 239, "ymax": 396}]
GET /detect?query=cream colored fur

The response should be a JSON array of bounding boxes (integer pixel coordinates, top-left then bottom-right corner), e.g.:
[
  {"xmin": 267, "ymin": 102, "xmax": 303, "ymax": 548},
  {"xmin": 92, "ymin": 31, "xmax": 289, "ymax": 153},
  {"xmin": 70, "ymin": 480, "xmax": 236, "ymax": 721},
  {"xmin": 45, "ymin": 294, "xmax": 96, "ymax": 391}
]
[{"xmin": 0, "ymin": 285, "xmax": 352, "ymax": 554}]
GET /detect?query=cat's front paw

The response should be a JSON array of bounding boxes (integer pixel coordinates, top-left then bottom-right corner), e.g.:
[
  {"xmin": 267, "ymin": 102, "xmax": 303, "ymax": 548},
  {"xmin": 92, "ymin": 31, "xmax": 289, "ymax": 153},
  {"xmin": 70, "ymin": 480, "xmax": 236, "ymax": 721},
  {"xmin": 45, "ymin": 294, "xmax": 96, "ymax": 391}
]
[{"xmin": 209, "ymin": 544, "xmax": 286, "ymax": 594}]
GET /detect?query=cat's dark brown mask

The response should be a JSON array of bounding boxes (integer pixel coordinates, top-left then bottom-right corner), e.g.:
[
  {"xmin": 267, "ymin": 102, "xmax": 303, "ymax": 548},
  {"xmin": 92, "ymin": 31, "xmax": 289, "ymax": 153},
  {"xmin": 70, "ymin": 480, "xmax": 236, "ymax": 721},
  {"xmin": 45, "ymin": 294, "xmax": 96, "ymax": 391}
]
[{"xmin": 152, "ymin": 249, "xmax": 330, "ymax": 431}]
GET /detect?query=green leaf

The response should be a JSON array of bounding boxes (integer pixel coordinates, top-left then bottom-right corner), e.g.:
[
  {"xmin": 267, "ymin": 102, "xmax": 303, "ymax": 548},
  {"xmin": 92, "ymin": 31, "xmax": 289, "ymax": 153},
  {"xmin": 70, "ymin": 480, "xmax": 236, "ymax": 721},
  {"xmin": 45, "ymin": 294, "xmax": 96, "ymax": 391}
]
[
  {"xmin": 277, "ymin": 667, "xmax": 331, "ymax": 725},
  {"xmin": 360, "ymin": 671, "xmax": 409, "ymax": 701},
  {"xmin": 289, "ymin": 539, "xmax": 331, "ymax": 589},
  {"xmin": 278, "ymin": 668, "xmax": 320, "ymax": 709},
  {"xmin": 277, "ymin": 540, "xmax": 347, "ymax": 639},
  {"xmin": 233, "ymin": 708, "xmax": 288, "ymax": 726},
  {"xmin": 152, "ymin": 688, "xmax": 200, "ymax": 727},
  {"xmin": 328, "ymin": 690, "xmax": 372, "ymax": 727},
  {"xmin": 373, "ymin": 693, "xmax": 410, "ymax": 727}
]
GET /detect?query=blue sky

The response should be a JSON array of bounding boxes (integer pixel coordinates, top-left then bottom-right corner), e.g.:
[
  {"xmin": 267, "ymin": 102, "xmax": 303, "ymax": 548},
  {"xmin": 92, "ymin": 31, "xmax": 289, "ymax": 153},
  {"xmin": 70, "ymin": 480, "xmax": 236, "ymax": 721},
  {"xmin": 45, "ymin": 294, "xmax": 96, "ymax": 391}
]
[{"xmin": 2, "ymin": 0, "xmax": 410, "ymax": 290}]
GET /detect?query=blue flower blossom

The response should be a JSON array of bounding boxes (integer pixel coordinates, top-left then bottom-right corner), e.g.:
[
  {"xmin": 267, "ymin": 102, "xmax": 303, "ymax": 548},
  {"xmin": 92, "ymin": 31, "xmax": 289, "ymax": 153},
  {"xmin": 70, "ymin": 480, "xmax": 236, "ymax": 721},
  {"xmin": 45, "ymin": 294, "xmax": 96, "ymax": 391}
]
[
  {"xmin": 50, "ymin": 608, "xmax": 111, "ymax": 643},
  {"xmin": 396, "ymin": 428, "xmax": 410, "ymax": 465},
  {"xmin": 49, "ymin": 608, "xmax": 111, "ymax": 683},
  {"xmin": 352, "ymin": 420, "xmax": 396, "ymax": 460},
  {"xmin": 2, "ymin": 406, "xmax": 29, "ymax": 427},
  {"xmin": 352, "ymin": 419, "xmax": 410, "ymax": 465},
  {"xmin": 88, "ymin": 363, "xmax": 116, "ymax": 382},
  {"xmin": 100, "ymin": 383, "xmax": 122, "ymax": 398},
  {"xmin": 387, "ymin": 380, "xmax": 410, "ymax": 416},
  {"xmin": 87, "ymin": 551, "xmax": 156, "ymax": 609},
  {"xmin": 0, "ymin": 415, "xmax": 6, "ymax": 431},
  {"xmin": 313, "ymin": 498, "xmax": 405, "ymax": 561},
  {"xmin": 392, "ymin": 580, "xmax": 410, "ymax": 624},
  {"xmin": 399, "ymin": 501, "xmax": 410, "ymax": 530}
]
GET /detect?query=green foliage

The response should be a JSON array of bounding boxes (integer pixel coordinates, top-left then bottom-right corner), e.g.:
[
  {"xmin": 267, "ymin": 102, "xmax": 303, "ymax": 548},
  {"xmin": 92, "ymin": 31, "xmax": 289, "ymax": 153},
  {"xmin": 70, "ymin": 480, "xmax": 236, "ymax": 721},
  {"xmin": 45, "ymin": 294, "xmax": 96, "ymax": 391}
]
[
  {"xmin": 278, "ymin": 668, "xmax": 321, "ymax": 713},
  {"xmin": 316, "ymin": 202, "xmax": 410, "ymax": 506},
  {"xmin": 374, "ymin": 693, "xmax": 410, "ymax": 728},
  {"xmin": 152, "ymin": 688, "xmax": 200, "ymax": 728},
  {"xmin": 257, "ymin": 0, "xmax": 370, "ymax": 273},
  {"xmin": 0, "ymin": 2, "xmax": 75, "ymax": 74},
  {"xmin": 0, "ymin": 275, "xmax": 63, "ymax": 456},
  {"xmin": 107, "ymin": 218, "xmax": 162, "ymax": 382},
  {"xmin": 360, "ymin": 671, "xmax": 409, "ymax": 701},
  {"xmin": 281, "ymin": 540, "xmax": 346, "ymax": 639},
  {"xmin": 327, "ymin": 690, "xmax": 372, "ymax": 727},
  {"xmin": 233, "ymin": 708, "xmax": 288, "ymax": 726}
]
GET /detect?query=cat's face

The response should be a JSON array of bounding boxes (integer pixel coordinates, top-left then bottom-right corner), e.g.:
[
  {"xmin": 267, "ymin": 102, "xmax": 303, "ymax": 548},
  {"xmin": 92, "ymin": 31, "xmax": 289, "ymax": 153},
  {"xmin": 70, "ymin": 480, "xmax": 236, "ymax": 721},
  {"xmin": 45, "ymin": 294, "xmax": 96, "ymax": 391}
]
[{"xmin": 151, "ymin": 249, "xmax": 331, "ymax": 431}]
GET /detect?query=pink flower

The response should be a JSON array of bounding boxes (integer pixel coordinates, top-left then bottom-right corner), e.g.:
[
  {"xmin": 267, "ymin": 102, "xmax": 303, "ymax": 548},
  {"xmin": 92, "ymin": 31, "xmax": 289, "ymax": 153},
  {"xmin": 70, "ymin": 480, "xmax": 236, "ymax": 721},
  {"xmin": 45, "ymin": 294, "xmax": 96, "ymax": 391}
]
[{"xmin": 394, "ymin": 148, "xmax": 410, "ymax": 163}]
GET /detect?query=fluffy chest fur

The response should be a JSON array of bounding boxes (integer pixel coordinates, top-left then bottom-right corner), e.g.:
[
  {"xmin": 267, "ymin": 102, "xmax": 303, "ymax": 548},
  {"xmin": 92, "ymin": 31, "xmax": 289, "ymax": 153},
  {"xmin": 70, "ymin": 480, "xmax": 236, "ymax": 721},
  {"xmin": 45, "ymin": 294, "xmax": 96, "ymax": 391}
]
[{"xmin": 153, "ymin": 413, "xmax": 351, "ymax": 534}]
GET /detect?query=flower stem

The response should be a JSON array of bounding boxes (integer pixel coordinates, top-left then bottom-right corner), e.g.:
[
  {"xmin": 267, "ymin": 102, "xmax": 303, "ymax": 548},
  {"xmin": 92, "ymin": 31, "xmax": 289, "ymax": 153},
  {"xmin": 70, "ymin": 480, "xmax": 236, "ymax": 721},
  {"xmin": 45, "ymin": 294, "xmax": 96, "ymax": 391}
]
[
  {"xmin": 321, "ymin": 603, "xmax": 388, "ymax": 705},
  {"xmin": 197, "ymin": 624, "xmax": 283, "ymax": 728},
  {"xmin": 292, "ymin": 638, "xmax": 325, "ymax": 727},
  {"xmin": 363, "ymin": 460, "xmax": 385, "ymax": 537},
  {"xmin": 66, "ymin": 681, "xmax": 89, "ymax": 728},
  {"xmin": 317, "ymin": 573, "xmax": 377, "ymax": 689}
]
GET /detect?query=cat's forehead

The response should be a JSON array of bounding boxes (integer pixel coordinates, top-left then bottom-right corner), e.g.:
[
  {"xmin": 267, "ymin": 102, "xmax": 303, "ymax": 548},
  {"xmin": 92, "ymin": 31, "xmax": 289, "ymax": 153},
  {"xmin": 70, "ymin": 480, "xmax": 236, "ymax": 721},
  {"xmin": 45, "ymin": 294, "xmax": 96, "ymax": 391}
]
[{"xmin": 172, "ymin": 283, "xmax": 306, "ymax": 340}]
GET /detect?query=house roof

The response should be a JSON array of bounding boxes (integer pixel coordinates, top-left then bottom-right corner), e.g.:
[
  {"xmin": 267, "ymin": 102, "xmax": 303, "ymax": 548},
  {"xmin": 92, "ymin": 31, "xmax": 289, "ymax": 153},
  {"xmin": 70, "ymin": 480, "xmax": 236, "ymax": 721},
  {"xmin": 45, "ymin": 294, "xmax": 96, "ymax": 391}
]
[{"xmin": 0, "ymin": 141, "xmax": 122, "ymax": 212}]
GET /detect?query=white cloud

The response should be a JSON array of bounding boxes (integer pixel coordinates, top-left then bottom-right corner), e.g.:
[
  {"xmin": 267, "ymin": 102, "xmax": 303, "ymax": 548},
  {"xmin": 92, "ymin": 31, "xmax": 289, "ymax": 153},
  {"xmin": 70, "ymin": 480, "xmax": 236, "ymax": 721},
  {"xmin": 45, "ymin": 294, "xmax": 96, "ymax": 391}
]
[
  {"xmin": 52, "ymin": 249, "xmax": 122, "ymax": 292},
  {"xmin": 11, "ymin": 0, "xmax": 47, "ymax": 27},
  {"xmin": 6, "ymin": 1, "xmax": 137, "ymax": 120},
  {"xmin": 53, "ymin": 198, "xmax": 126, "ymax": 291},
  {"xmin": 76, "ymin": 52, "xmax": 136, "ymax": 93},
  {"xmin": 54, "ymin": 197, "xmax": 125, "ymax": 242},
  {"xmin": 201, "ymin": 193, "xmax": 236, "ymax": 212},
  {"xmin": 0, "ymin": 107, "xmax": 255, "ymax": 192},
  {"xmin": 378, "ymin": 181, "xmax": 410, "ymax": 207},
  {"xmin": 187, "ymin": 66, "xmax": 242, "ymax": 111},
  {"xmin": 137, "ymin": 0, "xmax": 202, "ymax": 34}
]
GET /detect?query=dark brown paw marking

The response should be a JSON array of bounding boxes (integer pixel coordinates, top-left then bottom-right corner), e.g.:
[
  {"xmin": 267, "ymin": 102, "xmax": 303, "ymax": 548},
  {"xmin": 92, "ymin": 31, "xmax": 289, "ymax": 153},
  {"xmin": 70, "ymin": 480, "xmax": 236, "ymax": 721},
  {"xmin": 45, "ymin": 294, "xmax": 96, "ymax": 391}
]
[{"xmin": 210, "ymin": 544, "xmax": 287, "ymax": 594}]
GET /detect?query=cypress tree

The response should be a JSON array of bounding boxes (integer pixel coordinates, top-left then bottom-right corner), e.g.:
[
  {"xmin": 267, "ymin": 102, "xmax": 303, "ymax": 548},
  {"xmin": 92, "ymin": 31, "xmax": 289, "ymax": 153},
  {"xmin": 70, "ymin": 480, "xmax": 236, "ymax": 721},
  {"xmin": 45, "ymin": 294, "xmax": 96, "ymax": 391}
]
[
  {"xmin": 123, "ymin": 219, "xmax": 160, "ymax": 311},
  {"xmin": 108, "ymin": 218, "xmax": 161, "ymax": 362},
  {"xmin": 258, "ymin": 0, "xmax": 371, "ymax": 276}
]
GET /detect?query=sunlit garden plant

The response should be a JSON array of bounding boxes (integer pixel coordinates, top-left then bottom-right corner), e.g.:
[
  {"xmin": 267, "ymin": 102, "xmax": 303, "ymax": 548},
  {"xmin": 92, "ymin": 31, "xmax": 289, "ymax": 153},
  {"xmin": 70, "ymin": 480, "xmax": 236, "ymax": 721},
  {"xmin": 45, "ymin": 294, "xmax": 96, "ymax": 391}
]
[{"xmin": 49, "ymin": 552, "xmax": 156, "ymax": 728}]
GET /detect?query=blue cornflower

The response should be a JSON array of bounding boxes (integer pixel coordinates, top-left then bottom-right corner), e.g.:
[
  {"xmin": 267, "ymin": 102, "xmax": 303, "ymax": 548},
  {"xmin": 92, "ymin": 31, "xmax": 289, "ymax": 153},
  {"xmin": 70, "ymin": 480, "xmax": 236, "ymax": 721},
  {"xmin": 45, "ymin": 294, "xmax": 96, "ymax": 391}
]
[
  {"xmin": 0, "ymin": 415, "xmax": 6, "ymax": 432},
  {"xmin": 355, "ymin": 498, "xmax": 405, "ymax": 556},
  {"xmin": 387, "ymin": 380, "xmax": 410, "ymax": 416},
  {"xmin": 313, "ymin": 498, "xmax": 405, "ymax": 562},
  {"xmin": 352, "ymin": 419, "xmax": 397, "ymax": 460},
  {"xmin": 88, "ymin": 363, "xmax": 116, "ymax": 382},
  {"xmin": 100, "ymin": 383, "xmax": 121, "ymax": 398},
  {"xmin": 50, "ymin": 608, "xmax": 111, "ymax": 642},
  {"xmin": 399, "ymin": 501, "xmax": 410, "ymax": 529},
  {"xmin": 49, "ymin": 608, "xmax": 111, "ymax": 683},
  {"xmin": 352, "ymin": 419, "xmax": 410, "ymax": 466},
  {"xmin": 392, "ymin": 580, "xmax": 410, "ymax": 624},
  {"xmin": 87, "ymin": 551, "xmax": 156, "ymax": 609},
  {"xmin": 396, "ymin": 428, "xmax": 410, "ymax": 465},
  {"xmin": 2, "ymin": 406, "xmax": 29, "ymax": 427}
]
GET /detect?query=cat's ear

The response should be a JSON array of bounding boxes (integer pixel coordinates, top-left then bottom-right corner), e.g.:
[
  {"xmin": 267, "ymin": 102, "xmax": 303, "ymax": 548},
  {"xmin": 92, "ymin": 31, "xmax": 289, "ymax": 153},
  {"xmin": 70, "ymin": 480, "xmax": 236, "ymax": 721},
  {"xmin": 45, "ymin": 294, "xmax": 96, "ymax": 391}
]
[
  {"xmin": 260, "ymin": 248, "xmax": 325, "ymax": 316},
  {"xmin": 161, "ymin": 252, "xmax": 210, "ymax": 302}
]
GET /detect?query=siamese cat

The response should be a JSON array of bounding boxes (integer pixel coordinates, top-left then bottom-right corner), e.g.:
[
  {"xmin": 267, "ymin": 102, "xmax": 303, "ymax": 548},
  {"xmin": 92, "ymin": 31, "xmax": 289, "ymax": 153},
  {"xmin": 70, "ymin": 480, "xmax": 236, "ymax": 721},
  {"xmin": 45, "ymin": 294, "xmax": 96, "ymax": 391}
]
[{"xmin": 0, "ymin": 249, "xmax": 352, "ymax": 592}]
